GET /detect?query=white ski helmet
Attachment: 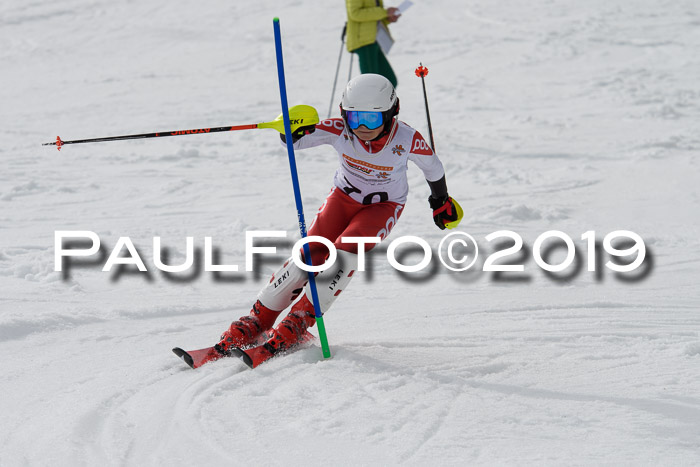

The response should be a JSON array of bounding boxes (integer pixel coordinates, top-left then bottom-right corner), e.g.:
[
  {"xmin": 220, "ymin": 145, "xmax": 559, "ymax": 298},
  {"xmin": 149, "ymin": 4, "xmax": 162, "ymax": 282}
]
[
  {"xmin": 341, "ymin": 74, "xmax": 397, "ymax": 111},
  {"xmin": 340, "ymin": 74, "xmax": 399, "ymax": 131}
]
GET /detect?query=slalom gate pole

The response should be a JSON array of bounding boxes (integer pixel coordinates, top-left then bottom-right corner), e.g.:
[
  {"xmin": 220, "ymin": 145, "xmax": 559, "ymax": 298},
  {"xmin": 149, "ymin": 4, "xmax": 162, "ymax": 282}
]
[
  {"xmin": 273, "ymin": 17, "xmax": 332, "ymax": 359},
  {"xmin": 327, "ymin": 23, "xmax": 347, "ymax": 119},
  {"xmin": 415, "ymin": 63, "xmax": 436, "ymax": 152}
]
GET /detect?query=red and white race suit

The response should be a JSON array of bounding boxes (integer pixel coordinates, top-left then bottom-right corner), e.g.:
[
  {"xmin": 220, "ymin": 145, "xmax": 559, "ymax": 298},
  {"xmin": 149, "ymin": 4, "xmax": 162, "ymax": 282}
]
[
  {"xmin": 292, "ymin": 118, "xmax": 445, "ymax": 205},
  {"xmin": 257, "ymin": 118, "xmax": 447, "ymax": 312}
]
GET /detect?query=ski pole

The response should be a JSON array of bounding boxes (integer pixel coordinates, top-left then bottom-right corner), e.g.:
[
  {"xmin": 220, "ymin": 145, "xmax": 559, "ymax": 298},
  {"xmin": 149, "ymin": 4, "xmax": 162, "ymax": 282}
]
[
  {"xmin": 327, "ymin": 23, "xmax": 347, "ymax": 119},
  {"xmin": 41, "ymin": 106, "xmax": 320, "ymax": 151},
  {"xmin": 415, "ymin": 63, "xmax": 436, "ymax": 152},
  {"xmin": 273, "ymin": 17, "xmax": 332, "ymax": 359}
]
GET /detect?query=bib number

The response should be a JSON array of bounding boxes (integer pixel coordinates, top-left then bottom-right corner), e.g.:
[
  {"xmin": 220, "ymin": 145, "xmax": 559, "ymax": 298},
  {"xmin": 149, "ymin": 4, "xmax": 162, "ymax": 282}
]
[{"xmin": 342, "ymin": 177, "xmax": 388, "ymax": 205}]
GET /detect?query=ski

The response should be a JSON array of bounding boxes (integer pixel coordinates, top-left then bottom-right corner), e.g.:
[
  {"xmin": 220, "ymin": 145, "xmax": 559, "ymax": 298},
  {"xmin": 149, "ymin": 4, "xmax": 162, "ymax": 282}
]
[
  {"xmin": 173, "ymin": 332, "xmax": 315, "ymax": 369},
  {"xmin": 172, "ymin": 346, "xmax": 225, "ymax": 369},
  {"xmin": 231, "ymin": 331, "xmax": 317, "ymax": 369}
]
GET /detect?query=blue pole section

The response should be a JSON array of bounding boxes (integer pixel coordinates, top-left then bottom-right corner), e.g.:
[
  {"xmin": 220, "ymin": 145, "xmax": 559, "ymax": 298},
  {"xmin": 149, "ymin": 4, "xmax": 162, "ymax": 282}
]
[{"xmin": 272, "ymin": 17, "xmax": 331, "ymax": 359}]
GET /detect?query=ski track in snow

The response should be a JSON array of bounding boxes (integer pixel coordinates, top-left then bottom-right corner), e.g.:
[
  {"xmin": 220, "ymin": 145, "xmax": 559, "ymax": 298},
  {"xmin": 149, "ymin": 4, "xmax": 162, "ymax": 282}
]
[{"xmin": 2, "ymin": 0, "xmax": 700, "ymax": 465}]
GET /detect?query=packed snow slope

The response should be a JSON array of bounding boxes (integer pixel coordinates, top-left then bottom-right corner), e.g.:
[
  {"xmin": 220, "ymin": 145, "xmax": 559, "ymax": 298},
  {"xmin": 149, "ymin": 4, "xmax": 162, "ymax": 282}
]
[{"xmin": 2, "ymin": 0, "xmax": 699, "ymax": 465}]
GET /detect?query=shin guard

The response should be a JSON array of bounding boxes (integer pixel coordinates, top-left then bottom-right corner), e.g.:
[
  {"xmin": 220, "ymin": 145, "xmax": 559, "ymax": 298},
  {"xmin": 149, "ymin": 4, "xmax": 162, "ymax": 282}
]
[
  {"xmin": 305, "ymin": 249, "xmax": 358, "ymax": 315},
  {"xmin": 256, "ymin": 257, "xmax": 308, "ymax": 311}
]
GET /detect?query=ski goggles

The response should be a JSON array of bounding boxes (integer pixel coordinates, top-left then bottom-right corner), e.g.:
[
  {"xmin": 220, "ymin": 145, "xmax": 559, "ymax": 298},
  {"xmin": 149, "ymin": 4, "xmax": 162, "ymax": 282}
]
[{"xmin": 344, "ymin": 110, "xmax": 385, "ymax": 130}]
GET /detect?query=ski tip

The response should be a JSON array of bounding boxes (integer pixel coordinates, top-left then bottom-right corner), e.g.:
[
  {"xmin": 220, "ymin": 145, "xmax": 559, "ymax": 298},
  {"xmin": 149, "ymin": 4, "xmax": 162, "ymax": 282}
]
[
  {"xmin": 273, "ymin": 17, "xmax": 279, "ymax": 23},
  {"xmin": 172, "ymin": 347, "xmax": 195, "ymax": 369},
  {"xmin": 230, "ymin": 348, "xmax": 254, "ymax": 369}
]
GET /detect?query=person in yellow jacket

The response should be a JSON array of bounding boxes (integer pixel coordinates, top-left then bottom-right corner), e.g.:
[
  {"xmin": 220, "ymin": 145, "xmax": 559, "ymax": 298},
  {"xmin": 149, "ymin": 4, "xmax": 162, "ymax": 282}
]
[{"xmin": 346, "ymin": 0, "xmax": 401, "ymax": 87}]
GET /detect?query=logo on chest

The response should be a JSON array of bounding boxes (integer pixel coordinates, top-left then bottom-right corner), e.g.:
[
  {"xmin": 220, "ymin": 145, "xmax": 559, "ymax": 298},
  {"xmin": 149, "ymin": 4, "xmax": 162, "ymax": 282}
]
[
  {"xmin": 342, "ymin": 154, "xmax": 393, "ymax": 177},
  {"xmin": 392, "ymin": 144, "xmax": 406, "ymax": 156}
]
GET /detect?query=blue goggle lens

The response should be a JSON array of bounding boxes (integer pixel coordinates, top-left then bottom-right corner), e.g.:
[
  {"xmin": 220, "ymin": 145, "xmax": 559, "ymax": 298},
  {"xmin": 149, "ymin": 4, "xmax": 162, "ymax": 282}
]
[{"xmin": 346, "ymin": 111, "xmax": 384, "ymax": 130}]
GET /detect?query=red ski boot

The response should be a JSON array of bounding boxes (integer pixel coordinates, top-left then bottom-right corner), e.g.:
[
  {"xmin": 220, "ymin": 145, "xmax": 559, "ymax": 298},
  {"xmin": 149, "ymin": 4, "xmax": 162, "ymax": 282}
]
[
  {"xmin": 214, "ymin": 300, "xmax": 281, "ymax": 354},
  {"xmin": 235, "ymin": 295, "xmax": 317, "ymax": 368}
]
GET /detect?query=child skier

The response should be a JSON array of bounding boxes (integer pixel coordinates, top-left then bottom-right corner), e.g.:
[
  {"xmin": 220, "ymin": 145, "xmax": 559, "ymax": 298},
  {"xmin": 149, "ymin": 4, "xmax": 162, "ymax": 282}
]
[{"xmin": 213, "ymin": 73, "xmax": 462, "ymax": 366}]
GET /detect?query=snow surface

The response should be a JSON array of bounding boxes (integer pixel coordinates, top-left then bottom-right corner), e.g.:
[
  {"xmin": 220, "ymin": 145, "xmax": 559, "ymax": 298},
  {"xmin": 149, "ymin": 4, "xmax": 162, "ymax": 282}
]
[{"xmin": 2, "ymin": 0, "xmax": 700, "ymax": 465}]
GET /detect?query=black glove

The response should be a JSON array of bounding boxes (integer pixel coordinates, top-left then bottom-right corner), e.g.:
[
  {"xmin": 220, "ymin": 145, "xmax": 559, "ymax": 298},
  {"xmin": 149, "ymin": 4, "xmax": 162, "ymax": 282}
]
[
  {"xmin": 428, "ymin": 195, "xmax": 461, "ymax": 230},
  {"xmin": 280, "ymin": 125, "xmax": 316, "ymax": 144}
]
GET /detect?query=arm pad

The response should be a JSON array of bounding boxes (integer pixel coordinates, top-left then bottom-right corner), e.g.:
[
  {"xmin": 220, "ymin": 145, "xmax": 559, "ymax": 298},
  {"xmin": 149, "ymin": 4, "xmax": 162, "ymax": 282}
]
[{"xmin": 427, "ymin": 175, "xmax": 448, "ymax": 200}]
